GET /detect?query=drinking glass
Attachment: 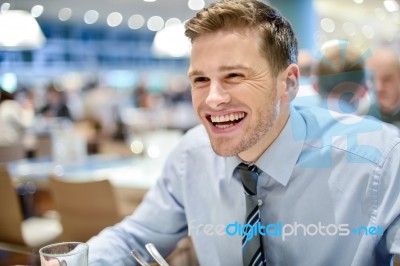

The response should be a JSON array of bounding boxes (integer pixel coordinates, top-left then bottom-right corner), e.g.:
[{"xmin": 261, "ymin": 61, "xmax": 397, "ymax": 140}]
[{"xmin": 39, "ymin": 242, "xmax": 88, "ymax": 266}]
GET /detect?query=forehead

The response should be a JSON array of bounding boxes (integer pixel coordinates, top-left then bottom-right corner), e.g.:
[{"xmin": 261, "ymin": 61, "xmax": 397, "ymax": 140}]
[
  {"xmin": 191, "ymin": 27, "xmax": 261, "ymax": 50},
  {"xmin": 369, "ymin": 51, "xmax": 399, "ymax": 67},
  {"xmin": 370, "ymin": 60, "xmax": 399, "ymax": 78},
  {"xmin": 188, "ymin": 28, "xmax": 267, "ymax": 73}
]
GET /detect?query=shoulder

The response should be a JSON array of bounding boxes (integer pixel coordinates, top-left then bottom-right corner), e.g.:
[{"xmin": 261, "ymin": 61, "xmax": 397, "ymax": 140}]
[
  {"xmin": 174, "ymin": 124, "xmax": 213, "ymax": 155},
  {"xmin": 1, "ymin": 100, "xmax": 20, "ymax": 109},
  {"xmin": 295, "ymin": 105, "xmax": 400, "ymax": 165},
  {"xmin": 166, "ymin": 124, "xmax": 220, "ymax": 167},
  {"xmin": 162, "ymin": 125, "xmax": 222, "ymax": 181},
  {"xmin": 0, "ymin": 100, "xmax": 21, "ymax": 114}
]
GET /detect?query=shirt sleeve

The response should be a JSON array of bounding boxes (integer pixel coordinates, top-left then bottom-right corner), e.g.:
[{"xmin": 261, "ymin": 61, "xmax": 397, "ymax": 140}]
[
  {"xmin": 87, "ymin": 146, "xmax": 188, "ymax": 265},
  {"xmin": 377, "ymin": 141, "xmax": 400, "ymax": 255},
  {"xmin": 387, "ymin": 216, "xmax": 400, "ymax": 255}
]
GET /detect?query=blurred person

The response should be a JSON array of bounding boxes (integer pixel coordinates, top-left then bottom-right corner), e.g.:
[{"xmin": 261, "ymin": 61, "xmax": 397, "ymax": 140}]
[
  {"xmin": 292, "ymin": 49, "xmax": 319, "ymax": 107},
  {"xmin": 162, "ymin": 75, "xmax": 192, "ymax": 106},
  {"xmin": 313, "ymin": 40, "xmax": 371, "ymax": 116},
  {"xmin": 367, "ymin": 47, "xmax": 400, "ymax": 127},
  {"xmin": 162, "ymin": 76, "xmax": 197, "ymax": 132},
  {"xmin": 88, "ymin": 1, "xmax": 400, "ymax": 265},
  {"xmin": 82, "ymin": 80, "xmax": 118, "ymax": 138},
  {"xmin": 133, "ymin": 80, "xmax": 155, "ymax": 108},
  {"xmin": 0, "ymin": 87, "xmax": 35, "ymax": 147},
  {"xmin": 39, "ymin": 84, "xmax": 72, "ymax": 120},
  {"xmin": 65, "ymin": 88, "xmax": 85, "ymax": 121},
  {"xmin": 298, "ymin": 49, "xmax": 313, "ymax": 83}
]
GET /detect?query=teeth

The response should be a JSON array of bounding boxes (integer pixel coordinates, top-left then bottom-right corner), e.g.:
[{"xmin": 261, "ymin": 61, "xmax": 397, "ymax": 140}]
[
  {"xmin": 215, "ymin": 123, "xmax": 235, "ymax": 129},
  {"xmin": 211, "ymin": 113, "xmax": 245, "ymax": 123}
]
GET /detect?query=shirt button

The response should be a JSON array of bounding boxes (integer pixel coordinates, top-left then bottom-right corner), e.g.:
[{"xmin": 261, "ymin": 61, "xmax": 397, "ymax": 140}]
[{"xmin": 258, "ymin": 199, "xmax": 263, "ymax": 206}]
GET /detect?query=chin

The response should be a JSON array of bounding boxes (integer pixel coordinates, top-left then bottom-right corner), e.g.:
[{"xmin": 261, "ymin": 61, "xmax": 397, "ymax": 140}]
[
  {"xmin": 211, "ymin": 147, "xmax": 237, "ymax": 157},
  {"xmin": 209, "ymin": 137, "xmax": 242, "ymax": 157}
]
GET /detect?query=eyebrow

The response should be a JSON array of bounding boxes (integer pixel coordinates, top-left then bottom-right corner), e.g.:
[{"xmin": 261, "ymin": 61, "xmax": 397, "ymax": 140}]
[
  {"xmin": 187, "ymin": 70, "xmax": 203, "ymax": 78},
  {"xmin": 187, "ymin": 65, "xmax": 252, "ymax": 78},
  {"xmin": 219, "ymin": 65, "xmax": 251, "ymax": 72}
]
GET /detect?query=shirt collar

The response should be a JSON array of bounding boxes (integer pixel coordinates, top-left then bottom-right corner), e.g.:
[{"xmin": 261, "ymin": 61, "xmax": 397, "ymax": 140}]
[{"xmin": 225, "ymin": 106, "xmax": 306, "ymax": 186}]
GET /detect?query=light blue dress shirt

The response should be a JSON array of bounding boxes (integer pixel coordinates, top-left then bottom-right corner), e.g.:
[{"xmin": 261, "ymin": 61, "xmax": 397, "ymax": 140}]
[{"xmin": 87, "ymin": 106, "xmax": 400, "ymax": 266}]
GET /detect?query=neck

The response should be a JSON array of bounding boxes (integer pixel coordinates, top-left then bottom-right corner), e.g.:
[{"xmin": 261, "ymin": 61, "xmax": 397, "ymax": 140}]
[{"xmin": 239, "ymin": 107, "xmax": 290, "ymax": 163}]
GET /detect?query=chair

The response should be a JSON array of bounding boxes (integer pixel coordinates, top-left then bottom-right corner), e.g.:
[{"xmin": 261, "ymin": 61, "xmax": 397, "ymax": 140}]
[
  {"xmin": 0, "ymin": 143, "xmax": 25, "ymax": 163},
  {"xmin": 48, "ymin": 176, "xmax": 122, "ymax": 242},
  {"xmin": 0, "ymin": 167, "xmax": 62, "ymax": 252},
  {"xmin": 395, "ymin": 256, "xmax": 400, "ymax": 266}
]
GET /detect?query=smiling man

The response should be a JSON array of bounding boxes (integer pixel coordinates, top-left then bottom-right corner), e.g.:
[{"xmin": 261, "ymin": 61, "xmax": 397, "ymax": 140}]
[
  {"xmin": 187, "ymin": 27, "xmax": 295, "ymax": 162},
  {"xmin": 87, "ymin": 1, "xmax": 400, "ymax": 265}
]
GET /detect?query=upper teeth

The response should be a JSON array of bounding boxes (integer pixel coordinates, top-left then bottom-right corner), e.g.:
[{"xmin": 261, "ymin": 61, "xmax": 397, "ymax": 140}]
[{"xmin": 211, "ymin": 113, "xmax": 245, "ymax": 123}]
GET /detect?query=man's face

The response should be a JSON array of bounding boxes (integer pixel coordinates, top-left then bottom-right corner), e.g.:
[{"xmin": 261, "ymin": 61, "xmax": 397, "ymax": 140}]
[
  {"xmin": 188, "ymin": 28, "xmax": 289, "ymax": 160},
  {"xmin": 368, "ymin": 55, "xmax": 400, "ymax": 114}
]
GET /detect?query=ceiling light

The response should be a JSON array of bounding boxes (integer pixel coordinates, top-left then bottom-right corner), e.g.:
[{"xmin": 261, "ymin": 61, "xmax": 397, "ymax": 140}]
[
  {"xmin": 188, "ymin": 0, "xmax": 205, "ymax": 10},
  {"xmin": 128, "ymin": 14, "xmax": 145, "ymax": 30},
  {"xmin": 384, "ymin": 0, "xmax": 399, "ymax": 12},
  {"xmin": 353, "ymin": 0, "xmax": 364, "ymax": 4},
  {"xmin": 0, "ymin": 73, "xmax": 17, "ymax": 93},
  {"xmin": 0, "ymin": 10, "xmax": 46, "ymax": 50},
  {"xmin": 147, "ymin": 16, "xmax": 164, "ymax": 31},
  {"xmin": 165, "ymin": 18, "xmax": 181, "ymax": 28},
  {"xmin": 152, "ymin": 23, "xmax": 191, "ymax": 58},
  {"xmin": 58, "ymin": 8, "xmax": 72, "ymax": 21},
  {"xmin": 107, "ymin": 12, "xmax": 123, "ymax": 27},
  {"xmin": 0, "ymin": 3, "xmax": 10, "ymax": 13},
  {"xmin": 31, "ymin": 5, "xmax": 44, "ymax": 18},
  {"xmin": 84, "ymin": 10, "xmax": 99, "ymax": 24},
  {"xmin": 320, "ymin": 18, "xmax": 335, "ymax": 33}
]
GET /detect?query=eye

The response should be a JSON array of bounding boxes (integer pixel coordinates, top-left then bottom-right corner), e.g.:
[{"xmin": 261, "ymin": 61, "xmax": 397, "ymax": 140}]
[
  {"xmin": 225, "ymin": 73, "xmax": 244, "ymax": 81},
  {"xmin": 191, "ymin": 76, "xmax": 210, "ymax": 88},
  {"xmin": 193, "ymin": 76, "xmax": 209, "ymax": 83},
  {"xmin": 227, "ymin": 73, "xmax": 240, "ymax": 77},
  {"xmin": 226, "ymin": 73, "xmax": 244, "ymax": 79}
]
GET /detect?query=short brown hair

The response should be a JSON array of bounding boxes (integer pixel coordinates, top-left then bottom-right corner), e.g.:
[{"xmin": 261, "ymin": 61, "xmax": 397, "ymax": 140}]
[
  {"xmin": 184, "ymin": 0, "xmax": 298, "ymax": 76},
  {"xmin": 315, "ymin": 40, "xmax": 366, "ymax": 97}
]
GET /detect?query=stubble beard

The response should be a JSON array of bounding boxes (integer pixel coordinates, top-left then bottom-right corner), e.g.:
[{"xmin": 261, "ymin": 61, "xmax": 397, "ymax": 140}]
[{"xmin": 209, "ymin": 95, "xmax": 280, "ymax": 157}]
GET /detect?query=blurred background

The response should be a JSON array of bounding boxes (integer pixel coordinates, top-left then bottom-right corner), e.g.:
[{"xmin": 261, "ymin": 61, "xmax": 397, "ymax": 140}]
[
  {"xmin": 0, "ymin": 1, "xmax": 400, "ymax": 264},
  {"xmin": 0, "ymin": 0, "xmax": 399, "ymax": 147}
]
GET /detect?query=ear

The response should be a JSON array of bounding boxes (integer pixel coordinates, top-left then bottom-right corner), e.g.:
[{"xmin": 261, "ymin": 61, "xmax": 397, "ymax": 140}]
[
  {"xmin": 311, "ymin": 75, "xmax": 319, "ymax": 93},
  {"xmin": 312, "ymin": 83, "xmax": 319, "ymax": 93},
  {"xmin": 358, "ymin": 85, "xmax": 367, "ymax": 98},
  {"xmin": 282, "ymin": 64, "xmax": 299, "ymax": 102}
]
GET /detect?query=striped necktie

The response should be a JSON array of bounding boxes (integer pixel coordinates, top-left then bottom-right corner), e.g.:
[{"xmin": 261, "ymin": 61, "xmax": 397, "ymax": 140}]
[{"xmin": 234, "ymin": 162, "xmax": 266, "ymax": 266}]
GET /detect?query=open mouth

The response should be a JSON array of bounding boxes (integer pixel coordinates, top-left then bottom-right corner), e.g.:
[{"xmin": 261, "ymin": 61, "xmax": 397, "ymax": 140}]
[{"xmin": 207, "ymin": 112, "xmax": 246, "ymax": 129}]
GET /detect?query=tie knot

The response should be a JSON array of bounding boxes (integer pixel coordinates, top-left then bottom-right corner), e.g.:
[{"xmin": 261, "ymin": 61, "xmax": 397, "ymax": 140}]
[{"xmin": 234, "ymin": 162, "xmax": 260, "ymax": 196}]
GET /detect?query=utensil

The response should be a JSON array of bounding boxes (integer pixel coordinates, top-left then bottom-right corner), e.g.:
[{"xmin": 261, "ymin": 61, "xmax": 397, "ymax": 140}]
[
  {"xmin": 145, "ymin": 243, "xmax": 170, "ymax": 266},
  {"xmin": 130, "ymin": 250, "xmax": 151, "ymax": 266}
]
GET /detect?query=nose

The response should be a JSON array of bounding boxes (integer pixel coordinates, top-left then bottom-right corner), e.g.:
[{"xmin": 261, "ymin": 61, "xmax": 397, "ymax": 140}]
[
  {"xmin": 375, "ymin": 80, "xmax": 385, "ymax": 94},
  {"xmin": 205, "ymin": 81, "xmax": 231, "ymax": 109}
]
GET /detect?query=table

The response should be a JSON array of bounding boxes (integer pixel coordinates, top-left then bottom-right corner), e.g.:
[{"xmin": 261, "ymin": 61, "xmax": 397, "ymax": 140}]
[
  {"xmin": 7, "ymin": 154, "xmax": 167, "ymax": 216},
  {"xmin": 0, "ymin": 245, "xmax": 40, "ymax": 266},
  {"xmin": 9, "ymin": 129, "xmax": 183, "ymax": 190},
  {"xmin": 8, "ymin": 154, "xmax": 162, "ymax": 189}
]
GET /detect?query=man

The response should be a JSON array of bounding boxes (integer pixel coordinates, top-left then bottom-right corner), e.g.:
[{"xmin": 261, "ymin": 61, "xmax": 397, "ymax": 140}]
[
  {"xmin": 312, "ymin": 39, "xmax": 372, "ymax": 116},
  {"xmin": 367, "ymin": 47, "xmax": 400, "ymax": 127},
  {"xmin": 88, "ymin": 1, "xmax": 400, "ymax": 265},
  {"xmin": 291, "ymin": 49, "xmax": 321, "ymax": 110}
]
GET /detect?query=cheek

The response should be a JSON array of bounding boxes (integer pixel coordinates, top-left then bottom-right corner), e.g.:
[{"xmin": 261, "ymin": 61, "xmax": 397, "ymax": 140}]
[{"xmin": 191, "ymin": 90, "xmax": 205, "ymax": 109}]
